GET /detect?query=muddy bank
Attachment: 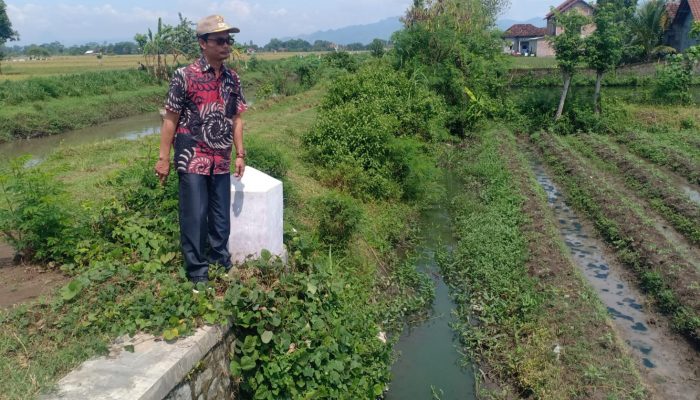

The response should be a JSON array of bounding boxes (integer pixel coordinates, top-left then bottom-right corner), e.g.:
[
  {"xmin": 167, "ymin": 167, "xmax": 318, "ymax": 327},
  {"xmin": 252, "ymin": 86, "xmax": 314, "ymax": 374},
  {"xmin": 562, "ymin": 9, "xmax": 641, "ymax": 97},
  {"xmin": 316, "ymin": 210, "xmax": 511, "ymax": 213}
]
[{"xmin": 0, "ymin": 242, "xmax": 67, "ymax": 308}]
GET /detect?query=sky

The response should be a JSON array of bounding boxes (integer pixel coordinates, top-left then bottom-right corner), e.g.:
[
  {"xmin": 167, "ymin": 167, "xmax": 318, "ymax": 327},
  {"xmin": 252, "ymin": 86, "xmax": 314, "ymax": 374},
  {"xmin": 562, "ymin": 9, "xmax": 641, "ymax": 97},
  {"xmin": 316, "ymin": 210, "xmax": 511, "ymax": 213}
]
[{"xmin": 5, "ymin": 0, "xmax": 565, "ymax": 46}]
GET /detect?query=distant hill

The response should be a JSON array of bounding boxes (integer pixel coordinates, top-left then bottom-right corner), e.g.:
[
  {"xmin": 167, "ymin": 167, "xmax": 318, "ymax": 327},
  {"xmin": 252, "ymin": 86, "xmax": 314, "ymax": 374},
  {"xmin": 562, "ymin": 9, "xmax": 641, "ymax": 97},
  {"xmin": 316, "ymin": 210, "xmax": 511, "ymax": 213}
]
[
  {"xmin": 285, "ymin": 17, "xmax": 403, "ymax": 45},
  {"xmin": 496, "ymin": 17, "xmax": 546, "ymax": 31},
  {"xmin": 283, "ymin": 16, "xmax": 546, "ymax": 46}
]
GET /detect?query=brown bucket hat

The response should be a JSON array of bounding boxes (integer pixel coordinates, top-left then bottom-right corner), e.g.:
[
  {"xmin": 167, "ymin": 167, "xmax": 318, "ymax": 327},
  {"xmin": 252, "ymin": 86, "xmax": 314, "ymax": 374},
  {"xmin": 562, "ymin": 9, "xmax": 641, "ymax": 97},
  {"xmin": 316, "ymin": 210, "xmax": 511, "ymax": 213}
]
[{"xmin": 196, "ymin": 15, "xmax": 240, "ymax": 36}]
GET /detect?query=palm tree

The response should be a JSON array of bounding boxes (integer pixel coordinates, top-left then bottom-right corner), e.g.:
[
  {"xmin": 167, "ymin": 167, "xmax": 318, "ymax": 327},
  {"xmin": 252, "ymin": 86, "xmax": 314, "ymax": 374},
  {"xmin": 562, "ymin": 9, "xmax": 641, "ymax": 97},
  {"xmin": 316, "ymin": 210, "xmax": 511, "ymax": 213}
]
[{"xmin": 629, "ymin": 0, "xmax": 670, "ymax": 60}]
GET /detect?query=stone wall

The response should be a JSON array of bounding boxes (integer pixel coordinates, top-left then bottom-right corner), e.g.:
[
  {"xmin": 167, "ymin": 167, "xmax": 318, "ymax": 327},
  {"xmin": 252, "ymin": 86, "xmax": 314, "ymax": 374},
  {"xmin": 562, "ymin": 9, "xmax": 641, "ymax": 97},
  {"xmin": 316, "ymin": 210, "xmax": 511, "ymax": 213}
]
[{"xmin": 164, "ymin": 329, "xmax": 237, "ymax": 400}]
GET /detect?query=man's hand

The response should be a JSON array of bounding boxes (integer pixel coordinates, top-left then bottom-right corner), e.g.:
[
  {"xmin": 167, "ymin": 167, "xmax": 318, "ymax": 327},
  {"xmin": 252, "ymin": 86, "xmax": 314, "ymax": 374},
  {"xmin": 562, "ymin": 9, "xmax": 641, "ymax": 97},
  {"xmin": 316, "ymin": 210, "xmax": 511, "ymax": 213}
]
[
  {"xmin": 154, "ymin": 158, "xmax": 170, "ymax": 185},
  {"xmin": 234, "ymin": 156, "xmax": 245, "ymax": 178}
]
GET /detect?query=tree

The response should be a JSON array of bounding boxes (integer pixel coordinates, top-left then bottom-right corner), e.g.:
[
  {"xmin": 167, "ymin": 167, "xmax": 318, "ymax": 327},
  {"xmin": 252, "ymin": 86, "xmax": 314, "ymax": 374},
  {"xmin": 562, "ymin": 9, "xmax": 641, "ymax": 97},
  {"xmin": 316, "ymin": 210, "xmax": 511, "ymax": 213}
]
[
  {"xmin": 551, "ymin": 9, "xmax": 590, "ymax": 121},
  {"xmin": 629, "ymin": 0, "xmax": 669, "ymax": 61},
  {"xmin": 586, "ymin": 1, "xmax": 628, "ymax": 114},
  {"xmin": 393, "ymin": 0, "xmax": 508, "ymax": 135},
  {"xmin": 0, "ymin": 0, "xmax": 19, "ymax": 74},
  {"xmin": 368, "ymin": 38, "xmax": 385, "ymax": 57}
]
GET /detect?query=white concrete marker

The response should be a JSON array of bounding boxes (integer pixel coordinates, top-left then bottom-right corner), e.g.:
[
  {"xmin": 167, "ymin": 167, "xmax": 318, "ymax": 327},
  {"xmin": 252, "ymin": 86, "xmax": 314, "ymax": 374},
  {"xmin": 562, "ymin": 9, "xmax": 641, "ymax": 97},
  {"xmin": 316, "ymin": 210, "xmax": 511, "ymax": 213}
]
[{"xmin": 229, "ymin": 167, "xmax": 284, "ymax": 264}]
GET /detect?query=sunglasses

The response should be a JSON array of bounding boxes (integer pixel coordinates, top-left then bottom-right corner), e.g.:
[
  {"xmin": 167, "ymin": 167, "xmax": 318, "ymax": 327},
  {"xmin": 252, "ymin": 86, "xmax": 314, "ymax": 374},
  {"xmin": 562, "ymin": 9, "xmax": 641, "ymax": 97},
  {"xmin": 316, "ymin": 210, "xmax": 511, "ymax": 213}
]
[{"xmin": 206, "ymin": 37, "xmax": 234, "ymax": 46}]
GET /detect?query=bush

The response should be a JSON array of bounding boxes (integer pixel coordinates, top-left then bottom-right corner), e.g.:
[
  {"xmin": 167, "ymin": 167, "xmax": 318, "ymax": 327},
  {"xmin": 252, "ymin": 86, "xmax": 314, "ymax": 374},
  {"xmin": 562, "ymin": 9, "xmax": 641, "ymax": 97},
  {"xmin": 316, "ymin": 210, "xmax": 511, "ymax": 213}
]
[
  {"xmin": 303, "ymin": 62, "xmax": 445, "ymax": 200},
  {"xmin": 245, "ymin": 136, "xmax": 289, "ymax": 179},
  {"xmin": 653, "ymin": 51, "xmax": 699, "ymax": 105},
  {"xmin": 322, "ymin": 51, "xmax": 359, "ymax": 72},
  {"xmin": 314, "ymin": 191, "xmax": 363, "ymax": 247},
  {"xmin": 0, "ymin": 157, "xmax": 80, "ymax": 262}
]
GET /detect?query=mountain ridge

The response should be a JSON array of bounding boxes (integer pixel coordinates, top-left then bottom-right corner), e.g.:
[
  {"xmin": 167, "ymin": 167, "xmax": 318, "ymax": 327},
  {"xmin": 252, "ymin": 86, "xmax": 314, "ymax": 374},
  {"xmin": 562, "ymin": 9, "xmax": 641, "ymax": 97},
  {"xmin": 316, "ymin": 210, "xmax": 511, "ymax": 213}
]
[{"xmin": 281, "ymin": 16, "xmax": 547, "ymax": 46}]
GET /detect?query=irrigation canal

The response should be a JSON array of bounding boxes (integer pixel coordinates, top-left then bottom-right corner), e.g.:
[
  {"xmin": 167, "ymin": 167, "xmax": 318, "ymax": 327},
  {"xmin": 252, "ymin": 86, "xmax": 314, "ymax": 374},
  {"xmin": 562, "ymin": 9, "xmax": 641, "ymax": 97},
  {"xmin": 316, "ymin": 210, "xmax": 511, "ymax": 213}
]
[
  {"xmin": 531, "ymin": 160, "xmax": 700, "ymax": 400},
  {"xmin": 0, "ymin": 112, "xmax": 162, "ymax": 166},
  {"xmin": 387, "ymin": 172, "xmax": 476, "ymax": 400}
]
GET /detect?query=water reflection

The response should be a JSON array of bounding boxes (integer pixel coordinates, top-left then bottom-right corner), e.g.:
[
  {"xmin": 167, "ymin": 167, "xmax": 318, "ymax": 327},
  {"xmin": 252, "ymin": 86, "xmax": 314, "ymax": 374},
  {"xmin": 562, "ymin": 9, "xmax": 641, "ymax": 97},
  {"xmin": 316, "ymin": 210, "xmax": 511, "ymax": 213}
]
[{"xmin": 0, "ymin": 113, "xmax": 161, "ymax": 166}]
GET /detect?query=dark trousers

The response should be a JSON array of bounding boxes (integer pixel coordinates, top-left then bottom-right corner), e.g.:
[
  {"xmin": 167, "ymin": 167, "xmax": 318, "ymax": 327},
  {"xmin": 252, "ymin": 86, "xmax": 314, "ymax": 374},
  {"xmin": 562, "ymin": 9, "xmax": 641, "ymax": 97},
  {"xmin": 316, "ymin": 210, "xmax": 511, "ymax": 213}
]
[{"xmin": 178, "ymin": 172, "xmax": 232, "ymax": 280}]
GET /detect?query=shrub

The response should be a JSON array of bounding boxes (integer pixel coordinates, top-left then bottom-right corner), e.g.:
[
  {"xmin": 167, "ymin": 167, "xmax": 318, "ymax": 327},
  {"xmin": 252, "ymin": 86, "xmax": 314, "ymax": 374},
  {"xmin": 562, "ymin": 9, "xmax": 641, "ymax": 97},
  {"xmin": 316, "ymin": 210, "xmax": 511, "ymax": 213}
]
[
  {"xmin": 314, "ymin": 191, "xmax": 362, "ymax": 247},
  {"xmin": 0, "ymin": 157, "xmax": 80, "ymax": 262},
  {"xmin": 245, "ymin": 136, "xmax": 289, "ymax": 179},
  {"xmin": 303, "ymin": 62, "xmax": 445, "ymax": 200},
  {"xmin": 322, "ymin": 51, "xmax": 359, "ymax": 72},
  {"xmin": 653, "ymin": 50, "xmax": 699, "ymax": 105}
]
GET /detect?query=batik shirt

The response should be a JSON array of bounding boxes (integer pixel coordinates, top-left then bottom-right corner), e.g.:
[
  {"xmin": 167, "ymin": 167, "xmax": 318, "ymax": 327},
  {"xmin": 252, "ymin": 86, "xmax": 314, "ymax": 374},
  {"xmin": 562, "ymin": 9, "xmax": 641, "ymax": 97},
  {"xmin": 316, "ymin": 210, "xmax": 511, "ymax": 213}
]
[{"xmin": 165, "ymin": 57, "xmax": 247, "ymax": 175}]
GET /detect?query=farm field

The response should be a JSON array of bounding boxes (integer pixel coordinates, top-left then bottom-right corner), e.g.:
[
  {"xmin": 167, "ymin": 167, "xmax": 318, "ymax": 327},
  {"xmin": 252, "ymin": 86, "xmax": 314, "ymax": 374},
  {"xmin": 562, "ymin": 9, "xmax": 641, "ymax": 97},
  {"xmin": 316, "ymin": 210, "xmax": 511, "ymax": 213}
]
[
  {"xmin": 0, "ymin": 52, "xmax": 331, "ymax": 80},
  {"xmin": 1, "ymin": 11, "xmax": 699, "ymax": 397}
]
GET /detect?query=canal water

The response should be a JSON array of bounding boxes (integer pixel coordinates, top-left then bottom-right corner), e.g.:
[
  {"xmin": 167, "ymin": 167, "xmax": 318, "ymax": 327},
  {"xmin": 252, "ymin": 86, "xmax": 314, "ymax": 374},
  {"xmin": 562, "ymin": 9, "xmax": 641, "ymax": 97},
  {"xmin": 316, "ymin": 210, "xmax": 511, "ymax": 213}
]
[
  {"xmin": 531, "ymin": 161, "xmax": 700, "ymax": 400},
  {"xmin": 387, "ymin": 173, "xmax": 476, "ymax": 400},
  {"xmin": 0, "ymin": 112, "xmax": 162, "ymax": 165}
]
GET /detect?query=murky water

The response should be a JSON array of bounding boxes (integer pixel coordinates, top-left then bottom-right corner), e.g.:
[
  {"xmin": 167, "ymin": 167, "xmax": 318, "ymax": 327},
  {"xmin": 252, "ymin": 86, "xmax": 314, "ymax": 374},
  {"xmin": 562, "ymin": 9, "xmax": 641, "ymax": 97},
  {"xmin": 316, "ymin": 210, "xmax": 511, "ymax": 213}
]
[
  {"xmin": 0, "ymin": 113, "xmax": 161, "ymax": 165},
  {"xmin": 387, "ymin": 174, "xmax": 476, "ymax": 400},
  {"xmin": 532, "ymin": 161, "xmax": 700, "ymax": 400},
  {"xmin": 683, "ymin": 185, "xmax": 700, "ymax": 205}
]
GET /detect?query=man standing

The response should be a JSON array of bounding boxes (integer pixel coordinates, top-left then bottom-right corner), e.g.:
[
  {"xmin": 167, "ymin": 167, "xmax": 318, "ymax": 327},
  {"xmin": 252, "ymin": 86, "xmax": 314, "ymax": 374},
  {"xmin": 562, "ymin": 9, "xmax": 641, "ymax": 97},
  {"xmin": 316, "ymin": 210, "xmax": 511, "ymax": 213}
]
[{"xmin": 154, "ymin": 15, "xmax": 247, "ymax": 285}]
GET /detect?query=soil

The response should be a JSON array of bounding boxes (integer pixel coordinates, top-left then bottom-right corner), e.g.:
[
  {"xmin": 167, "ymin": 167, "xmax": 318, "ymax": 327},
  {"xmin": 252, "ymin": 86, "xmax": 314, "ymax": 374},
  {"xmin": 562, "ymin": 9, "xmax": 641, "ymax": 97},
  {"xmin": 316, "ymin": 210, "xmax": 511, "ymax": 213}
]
[
  {"xmin": 536, "ymin": 132, "xmax": 700, "ymax": 325},
  {"xmin": 618, "ymin": 132, "xmax": 700, "ymax": 185},
  {"xmin": 521, "ymin": 134, "xmax": 700, "ymax": 400},
  {"xmin": 0, "ymin": 241, "xmax": 68, "ymax": 309},
  {"xmin": 585, "ymin": 136, "xmax": 700, "ymax": 245},
  {"xmin": 503, "ymin": 135, "xmax": 646, "ymax": 399}
]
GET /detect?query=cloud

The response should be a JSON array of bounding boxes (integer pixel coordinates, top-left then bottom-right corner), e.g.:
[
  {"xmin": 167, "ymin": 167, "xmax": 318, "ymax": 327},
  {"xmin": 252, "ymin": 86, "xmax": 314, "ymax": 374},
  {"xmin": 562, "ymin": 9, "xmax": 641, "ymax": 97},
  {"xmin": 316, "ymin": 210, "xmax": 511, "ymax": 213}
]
[{"xmin": 270, "ymin": 8, "xmax": 287, "ymax": 17}]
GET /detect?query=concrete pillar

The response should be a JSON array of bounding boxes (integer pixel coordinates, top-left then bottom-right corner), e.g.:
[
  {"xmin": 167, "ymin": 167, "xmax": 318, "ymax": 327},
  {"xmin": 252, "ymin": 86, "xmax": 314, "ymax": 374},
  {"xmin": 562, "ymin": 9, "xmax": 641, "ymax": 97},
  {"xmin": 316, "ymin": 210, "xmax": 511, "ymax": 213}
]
[{"xmin": 228, "ymin": 167, "xmax": 284, "ymax": 265}]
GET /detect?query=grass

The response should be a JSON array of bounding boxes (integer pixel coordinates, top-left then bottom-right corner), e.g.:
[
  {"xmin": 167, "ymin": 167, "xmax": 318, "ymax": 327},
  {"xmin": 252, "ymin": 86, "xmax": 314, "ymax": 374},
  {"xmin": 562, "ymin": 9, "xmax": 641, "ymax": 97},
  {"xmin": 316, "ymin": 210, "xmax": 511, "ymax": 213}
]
[
  {"xmin": 505, "ymin": 56, "xmax": 558, "ymax": 70},
  {"xmin": 0, "ymin": 86, "xmax": 166, "ymax": 142},
  {"xmin": 440, "ymin": 127, "xmax": 644, "ymax": 398}
]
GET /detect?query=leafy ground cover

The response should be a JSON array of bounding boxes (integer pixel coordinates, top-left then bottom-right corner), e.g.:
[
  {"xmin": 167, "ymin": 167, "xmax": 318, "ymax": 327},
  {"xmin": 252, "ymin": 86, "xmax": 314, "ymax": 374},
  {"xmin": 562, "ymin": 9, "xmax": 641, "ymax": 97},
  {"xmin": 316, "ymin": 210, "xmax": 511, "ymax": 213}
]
[
  {"xmin": 532, "ymin": 131, "xmax": 700, "ymax": 342},
  {"xmin": 438, "ymin": 127, "xmax": 644, "ymax": 398}
]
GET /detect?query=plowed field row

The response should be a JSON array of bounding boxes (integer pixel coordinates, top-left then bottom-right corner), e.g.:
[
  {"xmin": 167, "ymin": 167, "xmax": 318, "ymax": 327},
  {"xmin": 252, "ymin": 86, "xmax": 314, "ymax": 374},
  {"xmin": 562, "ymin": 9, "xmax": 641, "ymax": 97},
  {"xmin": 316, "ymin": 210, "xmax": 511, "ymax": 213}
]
[
  {"xmin": 532, "ymin": 131, "xmax": 700, "ymax": 342},
  {"xmin": 441, "ymin": 128, "xmax": 645, "ymax": 398},
  {"xmin": 564, "ymin": 134, "xmax": 700, "ymax": 245}
]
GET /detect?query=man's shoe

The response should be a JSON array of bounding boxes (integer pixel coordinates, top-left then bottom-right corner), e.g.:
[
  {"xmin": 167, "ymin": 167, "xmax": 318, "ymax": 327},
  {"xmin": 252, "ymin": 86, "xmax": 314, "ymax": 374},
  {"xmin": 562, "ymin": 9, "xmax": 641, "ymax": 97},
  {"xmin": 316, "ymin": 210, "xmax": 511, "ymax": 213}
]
[{"xmin": 190, "ymin": 277, "xmax": 208, "ymax": 293}]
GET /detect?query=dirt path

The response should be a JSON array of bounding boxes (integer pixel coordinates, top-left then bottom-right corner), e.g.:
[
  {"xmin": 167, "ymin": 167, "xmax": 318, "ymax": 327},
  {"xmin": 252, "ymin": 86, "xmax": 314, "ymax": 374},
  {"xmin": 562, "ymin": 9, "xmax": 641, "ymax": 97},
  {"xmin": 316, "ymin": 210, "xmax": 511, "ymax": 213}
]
[{"xmin": 0, "ymin": 242, "xmax": 67, "ymax": 309}]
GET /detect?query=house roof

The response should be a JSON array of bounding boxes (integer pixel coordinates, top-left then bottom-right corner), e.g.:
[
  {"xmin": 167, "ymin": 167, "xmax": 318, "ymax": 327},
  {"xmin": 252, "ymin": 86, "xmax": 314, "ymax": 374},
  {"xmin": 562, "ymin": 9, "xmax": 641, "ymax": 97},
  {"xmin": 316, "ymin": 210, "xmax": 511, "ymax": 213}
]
[
  {"xmin": 546, "ymin": 0, "xmax": 593, "ymax": 19},
  {"xmin": 503, "ymin": 24, "xmax": 548, "ymax": 38},
  {"xmin": 668, "ymin": 0, "xmax": 700, "ymax": 25},
  {"xmin": 667, "ymin": 2, "xmax": 680, "ymax": 21},
  {"xmin": 689, "ymin": 0, "xmax": 700, "ymax": 20}
]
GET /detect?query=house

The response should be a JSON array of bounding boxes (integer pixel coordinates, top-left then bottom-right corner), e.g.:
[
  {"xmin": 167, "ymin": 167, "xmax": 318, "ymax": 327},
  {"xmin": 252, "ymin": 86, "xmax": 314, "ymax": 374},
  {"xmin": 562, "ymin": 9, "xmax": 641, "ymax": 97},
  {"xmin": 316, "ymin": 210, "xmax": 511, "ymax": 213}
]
[
  {"xmin": 665, "ymin": 0, "xmax": 700, "ymax": 52},
  {"xmin": 503, "ymin": 24, "xmax": 549, "ymax": 56},
  {"xmin": 503, "ymin": 0, "xmax": 595, "ymax": 57},
  {"xmin": 545, "ymin": 0, "xmax": 596, "ymax": 37}
]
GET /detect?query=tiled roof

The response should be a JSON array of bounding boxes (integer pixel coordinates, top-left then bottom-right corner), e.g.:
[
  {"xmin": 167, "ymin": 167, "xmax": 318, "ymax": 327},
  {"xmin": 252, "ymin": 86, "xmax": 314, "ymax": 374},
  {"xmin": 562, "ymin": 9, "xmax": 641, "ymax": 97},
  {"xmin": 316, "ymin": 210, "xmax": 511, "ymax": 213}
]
[
  {"xmin": 503, "ymin": 24, "xmax": 548, "ymax": 38},
  {"xmin": 546, "ymin": 0, "xmax": 593, "ymax": 19},
  {"xmin": 689, "ymin": 0, "xmax": 700, "ymax": 20},
  {"xmin": 667, "ymin": 2, "xmax": 680, "ymax": 21},
  {"xmin": 669, "ymin": 0, "xmax": 700, "ymax": 24}
]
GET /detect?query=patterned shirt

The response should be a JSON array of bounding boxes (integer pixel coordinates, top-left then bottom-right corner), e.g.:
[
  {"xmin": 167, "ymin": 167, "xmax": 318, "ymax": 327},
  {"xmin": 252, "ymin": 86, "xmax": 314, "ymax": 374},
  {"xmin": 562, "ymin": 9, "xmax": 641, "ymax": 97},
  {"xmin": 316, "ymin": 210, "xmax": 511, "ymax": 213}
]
[{"xmin": 165, "ymin": 57, "xmax": 247, "ymax": 175}]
